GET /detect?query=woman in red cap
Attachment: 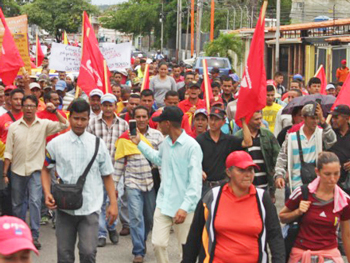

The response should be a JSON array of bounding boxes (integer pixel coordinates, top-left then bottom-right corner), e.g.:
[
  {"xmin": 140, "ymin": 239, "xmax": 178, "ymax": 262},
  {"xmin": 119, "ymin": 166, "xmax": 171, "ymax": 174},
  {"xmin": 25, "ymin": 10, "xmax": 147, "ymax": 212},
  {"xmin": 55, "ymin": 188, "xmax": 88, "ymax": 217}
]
[{"xmin": 182, "ymin": 151, "xmax": 285, "ymax": 263}]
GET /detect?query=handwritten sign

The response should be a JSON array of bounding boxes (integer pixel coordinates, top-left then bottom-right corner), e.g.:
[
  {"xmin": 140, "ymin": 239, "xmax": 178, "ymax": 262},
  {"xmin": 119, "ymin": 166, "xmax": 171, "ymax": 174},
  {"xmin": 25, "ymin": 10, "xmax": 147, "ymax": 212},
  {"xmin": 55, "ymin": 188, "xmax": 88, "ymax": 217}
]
[
  {"xmin": 100, "ymin": 42, "xmax": 131, "ymax": 70},
  {"xmin": 49, "ymin": 42, "xmax": 81, "ymax": 72}
]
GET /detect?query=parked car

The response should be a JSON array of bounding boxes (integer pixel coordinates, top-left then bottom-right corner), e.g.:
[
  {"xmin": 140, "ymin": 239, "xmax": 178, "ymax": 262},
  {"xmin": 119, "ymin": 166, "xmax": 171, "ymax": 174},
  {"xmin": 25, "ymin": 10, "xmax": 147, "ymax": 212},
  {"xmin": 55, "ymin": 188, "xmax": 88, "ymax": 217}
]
[{"xmin": 193, "ymin": 57, "xmax": 232, "ymax": 76}]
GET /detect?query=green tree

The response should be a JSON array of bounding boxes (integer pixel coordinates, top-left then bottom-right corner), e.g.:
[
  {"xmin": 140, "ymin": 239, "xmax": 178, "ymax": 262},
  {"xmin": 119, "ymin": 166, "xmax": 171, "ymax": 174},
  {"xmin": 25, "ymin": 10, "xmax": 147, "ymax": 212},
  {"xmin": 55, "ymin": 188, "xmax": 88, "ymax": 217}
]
[
  {"xmin": 21, "ymin": 0, "xmax": 99, "ymax": 42},
  {"xmin": 204, "ymin": 33, "xmax": 243, "ymax": 68},
  {"xmin": 0, "ymin": 0, "xmax": 21, "ymax": 17}
]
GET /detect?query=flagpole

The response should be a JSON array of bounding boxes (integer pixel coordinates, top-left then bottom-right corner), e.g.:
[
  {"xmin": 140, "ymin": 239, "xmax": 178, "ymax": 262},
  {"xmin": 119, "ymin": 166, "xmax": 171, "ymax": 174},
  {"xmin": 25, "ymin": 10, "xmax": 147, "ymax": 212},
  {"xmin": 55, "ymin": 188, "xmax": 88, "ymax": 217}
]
[
  {"xmin": 76, "ymin": 12, "xmax": 85, "ymax": 99},
  {"xmin": 314, "ymin": 64, "xmax": 323, "ymax": 77},
  {"xmin": 103, "ymin": 60, "xmax": 108, "ymax": 94},
  {"xmin": 203, "ymin": 59, "xmax": 210, "ymax": 113},
  {"xmin": 141, "ymin": 64, "xmax": 149, "ymax": 91},
  {"xmin": 36, "ymin": 32, "xmax": 38, "ymax": 68},
  {"xmin": 260, "ymin": 0, "xmax": 268, "ymax": 25}
]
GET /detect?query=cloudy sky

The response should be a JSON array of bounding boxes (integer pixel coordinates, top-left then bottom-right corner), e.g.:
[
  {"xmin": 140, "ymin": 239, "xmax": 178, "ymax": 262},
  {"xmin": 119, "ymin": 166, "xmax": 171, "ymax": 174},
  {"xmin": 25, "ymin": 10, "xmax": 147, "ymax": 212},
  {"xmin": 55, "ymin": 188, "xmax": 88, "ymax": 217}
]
[{"xmin": 91, "ymin": 0, "xmax": 126, "ymax": 5}]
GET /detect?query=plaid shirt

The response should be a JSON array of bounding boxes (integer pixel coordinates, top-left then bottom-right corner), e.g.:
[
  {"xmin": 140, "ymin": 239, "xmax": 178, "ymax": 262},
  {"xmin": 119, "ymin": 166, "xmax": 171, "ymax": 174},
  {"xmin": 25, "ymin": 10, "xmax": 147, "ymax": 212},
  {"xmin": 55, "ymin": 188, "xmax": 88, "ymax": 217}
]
[
  {"xmin": 86, "ymin": 114, "xmax": 129, "ymax": 165},
  {"xmin": 114, "ymin": 127, "xmax": 164, "ymax": 191}
]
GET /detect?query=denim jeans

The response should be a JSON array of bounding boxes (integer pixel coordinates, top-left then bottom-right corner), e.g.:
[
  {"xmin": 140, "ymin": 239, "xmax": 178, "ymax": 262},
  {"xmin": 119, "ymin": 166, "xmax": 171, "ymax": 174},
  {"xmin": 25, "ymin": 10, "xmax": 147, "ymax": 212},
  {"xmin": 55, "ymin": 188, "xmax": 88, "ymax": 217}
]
[
  {"xmin": 56, "ymin": 210, "xmax": 99, "ymax": 263},
  {"xmin": 126, "ymin": 187, "xmax": 156, "ymax": 256},
  {"xmin": 11, "ymin": 171, "xmax": 42, "ymax": 239},
  {"xmin": 98, "ymin": 187, "xmax": 117, "ymax": 238},
  {"xmin": 117, "ymin": 177, "xmax": 129, "ymax": 228}
]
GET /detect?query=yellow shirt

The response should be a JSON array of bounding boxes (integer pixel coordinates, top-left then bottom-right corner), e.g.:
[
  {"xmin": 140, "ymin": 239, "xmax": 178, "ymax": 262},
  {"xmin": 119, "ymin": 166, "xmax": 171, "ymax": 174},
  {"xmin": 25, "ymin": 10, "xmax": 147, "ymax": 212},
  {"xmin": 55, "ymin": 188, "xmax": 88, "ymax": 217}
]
[{"xmin": 262, "ymin": 103, "xmax": 282, "ymax": 133}]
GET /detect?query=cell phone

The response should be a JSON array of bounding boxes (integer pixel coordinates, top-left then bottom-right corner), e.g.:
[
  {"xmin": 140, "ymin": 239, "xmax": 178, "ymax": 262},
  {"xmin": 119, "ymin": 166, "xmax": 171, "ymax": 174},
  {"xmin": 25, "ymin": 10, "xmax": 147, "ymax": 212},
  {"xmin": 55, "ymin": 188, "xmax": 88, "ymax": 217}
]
[
  {"xmin": 316, "ymin": 98, "xmax": 322, "ymax": 105},
  {"xmin": 129, "ymin": 120, "xmax": 137, "ymax": 136}
]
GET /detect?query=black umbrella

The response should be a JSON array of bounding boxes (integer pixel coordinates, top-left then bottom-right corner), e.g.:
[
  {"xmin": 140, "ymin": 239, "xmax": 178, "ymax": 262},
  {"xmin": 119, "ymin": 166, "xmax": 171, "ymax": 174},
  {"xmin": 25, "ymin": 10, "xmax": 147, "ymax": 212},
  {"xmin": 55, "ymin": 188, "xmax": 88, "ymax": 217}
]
[{"xmin": 282, "ymin": 94, "xmax": 336, "ymax": 116}]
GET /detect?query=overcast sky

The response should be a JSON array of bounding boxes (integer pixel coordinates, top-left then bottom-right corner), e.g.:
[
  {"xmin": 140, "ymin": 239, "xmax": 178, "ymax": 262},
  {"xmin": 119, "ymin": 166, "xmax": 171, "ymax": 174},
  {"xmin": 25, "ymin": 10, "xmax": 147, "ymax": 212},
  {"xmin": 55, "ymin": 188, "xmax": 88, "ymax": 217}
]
[{"xmin": 91, "ymin": 0, "xmax": 126, "ymax": 5}]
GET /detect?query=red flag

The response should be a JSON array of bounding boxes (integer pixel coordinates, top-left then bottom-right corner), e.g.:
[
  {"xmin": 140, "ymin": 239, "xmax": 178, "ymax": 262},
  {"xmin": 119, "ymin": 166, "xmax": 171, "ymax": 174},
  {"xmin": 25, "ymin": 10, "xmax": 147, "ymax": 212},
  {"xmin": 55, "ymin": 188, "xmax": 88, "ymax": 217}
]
[
  {"xmin": 201, "ymin": 59, "xmax": 213, "ymax": 112},
  {"xmin": 235, "ymin": 4, "xmax": 267, "ymax": 127},
  {"xmin": 77, "ymin": 11, "xmax": 111, "ymax": 95},
  {"xmin": 36, "ymin": 33, "xmax": 44, "ymax": 67},
  {"xmin": 141, "ymin": 64, "xmax": 150, "ymax": 91},
  {"xmin": 332, "ymin": 72, "xmax": 350, "ymax": 110},
  {"xmin": 0, "ymin": 9, "xmax": 25, "ymax": 85},
  {"xmin": 315, "ymin": 65, "xmax": 327, "ymax": 95}
]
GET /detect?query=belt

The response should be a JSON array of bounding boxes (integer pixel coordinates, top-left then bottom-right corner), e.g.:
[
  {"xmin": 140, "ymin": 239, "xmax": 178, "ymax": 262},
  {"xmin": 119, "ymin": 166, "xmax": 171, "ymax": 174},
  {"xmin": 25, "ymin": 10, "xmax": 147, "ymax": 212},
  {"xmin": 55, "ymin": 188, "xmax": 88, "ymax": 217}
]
[{"xmin": 203, "ymin": 178, "xmax": 228, "ymax": 188}]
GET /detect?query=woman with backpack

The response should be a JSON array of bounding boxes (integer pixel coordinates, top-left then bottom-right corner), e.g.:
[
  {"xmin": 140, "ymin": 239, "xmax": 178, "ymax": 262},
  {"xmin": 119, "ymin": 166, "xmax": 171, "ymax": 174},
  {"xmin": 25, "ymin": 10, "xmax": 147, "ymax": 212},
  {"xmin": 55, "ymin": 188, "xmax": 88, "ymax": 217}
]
[{"xmin": 279, "ymin": 151, "xmax": 350, "ymax": 263}]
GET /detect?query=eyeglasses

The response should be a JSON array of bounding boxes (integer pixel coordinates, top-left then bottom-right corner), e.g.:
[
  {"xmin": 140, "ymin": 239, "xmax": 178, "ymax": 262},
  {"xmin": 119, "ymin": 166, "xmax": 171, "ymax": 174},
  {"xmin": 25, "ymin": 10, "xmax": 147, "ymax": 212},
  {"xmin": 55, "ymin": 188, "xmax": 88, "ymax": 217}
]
[{"xmin": 23, "ymin": 105, "xmax": 37, "ymax": 109}]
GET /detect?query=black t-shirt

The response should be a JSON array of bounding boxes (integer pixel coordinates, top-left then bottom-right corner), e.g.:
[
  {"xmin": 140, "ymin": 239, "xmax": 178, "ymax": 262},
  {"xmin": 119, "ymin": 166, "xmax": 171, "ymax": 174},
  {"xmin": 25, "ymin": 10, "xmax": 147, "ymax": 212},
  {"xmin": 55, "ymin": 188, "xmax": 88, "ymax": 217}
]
[
  {"xmin": 330, "ymin": 126, "xmax": 350, "ymax": 182},
  {"xmin": 277, "ymin": 125, "xmax": 292, "ymax": 146},
  {"xmin": 196, "ymin": 131, "xmax": 243, "ymax": 181}
]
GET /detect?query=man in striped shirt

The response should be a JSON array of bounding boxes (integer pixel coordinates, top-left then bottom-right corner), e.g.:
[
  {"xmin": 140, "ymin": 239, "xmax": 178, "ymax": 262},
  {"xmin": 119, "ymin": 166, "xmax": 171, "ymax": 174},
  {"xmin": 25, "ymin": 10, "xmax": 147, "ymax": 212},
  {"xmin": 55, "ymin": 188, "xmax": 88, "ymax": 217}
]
[{"xmin": 115, "ymin": 105, "xmax": 163, "ymax": 263}]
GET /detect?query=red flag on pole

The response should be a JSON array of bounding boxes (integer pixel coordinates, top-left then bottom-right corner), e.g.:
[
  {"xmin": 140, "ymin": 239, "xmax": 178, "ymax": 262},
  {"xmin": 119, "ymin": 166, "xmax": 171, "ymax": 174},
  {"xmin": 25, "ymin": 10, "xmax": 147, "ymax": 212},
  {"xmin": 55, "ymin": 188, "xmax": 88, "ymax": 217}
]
[
  {"xmin": 315, "ymin": 64, "xmax": 327, "ymax": 95},
  {"xmin": 36, "ymin": 33, "xmax": 44, "ymax": 67},
  {"xmin": 235, "ymin": 2, "xmax": 267, "ymax": 127},
  {"xmin": 201, "ymin": 59, "xmax": 213, "ymax": 112},
  {"xmin": 331, "ymin": 72, "xmax": 350, "ymax": 110},
  {"xmin": 0, "ymin": 9, "xmax": 25, "ymax": 85},
  {"xmin": 141, "ymin": 64, "xmax": 150, "ymax": 91},
  {"xmin": 77, "ymin": 11, "xmax": 111, "ymax": 95}
]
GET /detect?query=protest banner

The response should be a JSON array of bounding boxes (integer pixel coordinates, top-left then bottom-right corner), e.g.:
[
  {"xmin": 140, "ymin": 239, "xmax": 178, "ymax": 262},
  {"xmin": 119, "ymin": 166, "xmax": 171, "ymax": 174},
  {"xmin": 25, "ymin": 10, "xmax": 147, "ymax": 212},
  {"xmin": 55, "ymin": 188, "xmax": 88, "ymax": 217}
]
[
  {"xmin": 0, "ymin": 15, "xmax": 28, "ymax": 34},
  {"xmin": 49, "ymin": 42, "xmax": 81, "ymax": 72},
  {"xmin": 32, "ymin": 45, "xmax": 48, "ymax": 56},
  {"xmin": 100, "ymin": 42, "xmax": 131, "ymax": 70}
]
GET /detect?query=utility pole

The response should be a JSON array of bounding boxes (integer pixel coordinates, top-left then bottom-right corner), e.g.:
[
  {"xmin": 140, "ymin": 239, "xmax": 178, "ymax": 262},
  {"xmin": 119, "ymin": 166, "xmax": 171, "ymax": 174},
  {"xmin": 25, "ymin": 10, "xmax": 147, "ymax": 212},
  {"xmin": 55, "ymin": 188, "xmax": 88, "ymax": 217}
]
[
  {"xmin": 160, "ymin": 1, "xmax": 164, "ymax": 52},
  {"xmin": 196, "ymin": 0, "xmax": 202, "ymax": 56},
  {"xmin": 190, "ymin": 0, "xmax": 194, "ymax": 57},
  {"xmin": 210, "ymin": 0, "xmax": 215, "ymax": 41},
  {"xmin": 176, "ymin": 0, "xmax": 179, "ymax": 61},
  {"xmin": 185, "ymin": 4, "xmax": 190, "ymax": 59},
  {"xmin": 226, "ymin": 9, "xmax": 229, "ymax": 30},
  {"xmin": 275, "ymin": 0, "xmax": 280, "ymax": 73},
  {"xmin": 238, "ymin": 5, "xmax": 243, "ymax": 29},
  {"xmin": 179, "ymin": 0, "xmax": 182, "ymax": 60},
  {"xmin": 232, "ymin": 6, "xmax": 236, "ymax": 30}
]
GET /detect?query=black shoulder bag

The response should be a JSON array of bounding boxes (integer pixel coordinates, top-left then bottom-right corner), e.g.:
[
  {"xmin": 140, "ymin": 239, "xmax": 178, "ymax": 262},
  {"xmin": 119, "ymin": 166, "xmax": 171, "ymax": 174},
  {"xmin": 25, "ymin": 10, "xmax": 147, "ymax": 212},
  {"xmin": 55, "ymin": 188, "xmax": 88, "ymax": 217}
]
[
  {"xmin": 7, "ymin": 111, "xmax": 16, "ymax": 122},
  {"xmin": 52, "ymin": 137, "xmax": 100, "ymax": 210},
  {"xmin": 284, "ymin": 184, "xmax": 309, "ymax": 262},
  {"xmin": 296, "ymin": 130, "xmax": 317, "ymax": 184}
]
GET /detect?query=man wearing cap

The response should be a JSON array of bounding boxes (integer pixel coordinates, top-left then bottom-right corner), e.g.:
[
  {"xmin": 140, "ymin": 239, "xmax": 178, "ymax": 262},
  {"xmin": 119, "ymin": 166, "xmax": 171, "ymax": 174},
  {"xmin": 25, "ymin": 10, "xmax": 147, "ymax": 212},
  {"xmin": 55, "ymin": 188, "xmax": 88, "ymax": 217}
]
[
  {"xmin": 178, "ymin": 81, "xmax": 205, "ymax": 114},
  {"xmin": 89, "ymin": 89, "xmax": 103, "ymax": 119},
  {"xmin": 183, "ymin": 151, "xmax": 285, "ymax": 263},
  {"xmin": 275, "ymin": 103, "xmax": 337, "ymax": 192},
  {"xmin": 37, "ymin": 74, "xmax": 48, "ymax": 90},
  {"xmin": 221, "ymin": 76, "xmax": 235, "ymax": 109},
  {"xmin": 196, "ymin": 107, "xmax": 252, "ymax": 195},
  {"xmin": 0, "ymin": 216, "xmax": 39, "ymax": 262},
  {"xmin": 55, "ymin": 80, "xmax": 68, "ymax": 110},
  {"xmin": 326, "ymin": 83, "xmax": 336, "ymax": 97},
  {"xmin": 336, "ymin": 60, "xmax": 349, "ymax": 83},
  {"xmin": 29, "ymin": 83, "xmax": 45, "ymax": 112},
  {"xmin": 210, "ymin": 97, "xmax": 235, "ymax": 135},
  {"xmin": 0, "ymin": 86, "xmax": 15, "ymax": 116},
  {"xmin": 87, "ymin": 93, "xmax": 129, "ymax": 247},
  {"xmin": 130, "ymin": 106, "xmax": 203, "ymax": 263},
  {"xmin": 329, "ymin": 105, "xmax": 350, "ymax": 192},
  {"xmin": 189, "ymin": 109, "xmax": 208, "ymax": 138},
  {"xmin": 176, "ymin": 72, "xmax": 198, "ymax": 101}
]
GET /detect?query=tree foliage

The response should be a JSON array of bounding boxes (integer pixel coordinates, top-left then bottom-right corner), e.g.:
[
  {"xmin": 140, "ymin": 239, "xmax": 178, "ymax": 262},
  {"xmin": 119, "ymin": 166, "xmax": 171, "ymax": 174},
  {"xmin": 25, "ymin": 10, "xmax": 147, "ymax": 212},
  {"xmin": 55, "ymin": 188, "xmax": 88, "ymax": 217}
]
[
  {"xmin": 1, "ymin": 0, "xmax": 21, "ymax": 17},
  {"xmin": 21, "ymin": 0, "xmax": 99, "ymax": 41},
  {"xmin": 204, "ymin": 33, "xmax": 243, "ymax": 66}
]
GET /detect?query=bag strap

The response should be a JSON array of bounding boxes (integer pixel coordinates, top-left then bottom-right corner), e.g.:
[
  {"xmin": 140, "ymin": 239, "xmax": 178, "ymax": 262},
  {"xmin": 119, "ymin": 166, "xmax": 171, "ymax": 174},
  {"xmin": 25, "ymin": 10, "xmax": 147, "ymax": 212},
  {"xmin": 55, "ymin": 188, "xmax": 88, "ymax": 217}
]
[
  {"xmin": 76, "ymin": 137, "xmax": 100, "ymax": 187},
  {"xmin": 300, "ymin": 184, "xmax": 309, "ymax": 200},
  {"xmin": 296, "ymin": 130, "xmax": 304, "ymax": 163},
  {"xmin": 7, "ymin": 111, "xmax": 16, "ymax": 122}
]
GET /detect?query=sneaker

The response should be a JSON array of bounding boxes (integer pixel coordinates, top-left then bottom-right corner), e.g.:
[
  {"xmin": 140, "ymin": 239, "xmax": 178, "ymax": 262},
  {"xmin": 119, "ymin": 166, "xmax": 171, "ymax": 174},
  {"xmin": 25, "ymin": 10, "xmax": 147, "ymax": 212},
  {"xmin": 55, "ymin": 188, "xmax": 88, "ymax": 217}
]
[
  {"xmin": 40, "ymin": 216, "xmax": 49, "ymax": 225},
  {"xmin": 133, "ymin": 255, "xmax": 143, "ymax": 263},
  {"xmin": 33, "ymin": 239, "xmax": 41, "ymax": 250},
  {"xmin": 108, "ymin": 230, "xmax": 119, "ymax": 244},
  {"xmin": 98, "ymin": 237, "xmax": 106, "ymax": 247},
  {"xmin": 119, "ymin": 227, "xmax": 130, "ymax": 236}
]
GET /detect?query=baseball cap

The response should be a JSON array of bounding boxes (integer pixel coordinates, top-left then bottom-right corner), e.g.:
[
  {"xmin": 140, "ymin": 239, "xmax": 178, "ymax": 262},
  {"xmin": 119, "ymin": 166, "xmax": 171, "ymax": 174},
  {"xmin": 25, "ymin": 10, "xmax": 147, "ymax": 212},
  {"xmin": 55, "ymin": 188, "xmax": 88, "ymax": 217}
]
[
  {"xmin": 332, "ymin": 104, "xmax": 350, "ymax": 116},
  {"xmin": 293, "ymin": 74, "xmax": 303, "ymax": 81},
  {"xmin": 301, "ymin": 103, "xmax": 316, "ymax": 117},
  {"xmin": 342, "ymin": 59, "xmax": 347, "ymax": 64},
  {"xmin": 29, "ymin": 82, "xmax": 41, "ymax": 90},
  {"xmin": 152, "ymin": 106, "xmax": 183, "ymax": 122},
  {"xmin": 38, "ymin": 74, "xmax": 49, "ymax": 82},
  {"xmin": 326, "ymin": 84, "xmax": 335, "ymax": 90},
  {"xmin": 210, "ymin": 67, "xmax": 220, "ymax": 74},
  {"xmin": 210, "ymin": 97, "xmax": 224, "ymax": 107},
  {"xmin": 229, "ymin": 73, "xmax": 240, "ymax": 82},
  {"xmin": 101, "ymin": 93, "xmax": 117, "ymax": 104},
  {"xmin": 43, "ymin": 85, "xmax": 52, "ymax": 90},
  {"xmin": 55, "ymin": 80, "xmax": 67, "ymax": 91},
  {"xmin": 194, "ymin": 108, "xmax": 208, "ymax": 119},
  {"xmin": 226, "ymin": 151, "xmax": 259, "ymax": 169},
  {"xmin": 0, "ymin": 216, "xmax": 39, "ymax": 256},
  {"xmin": 209, "ymin": 107, "xmax": 226, "ymax": 119},
  {"xmin": 89, "ymin": 89, "xmax": 103, "ymax": 98},
  {"xmin": 4, "ymin": 85, "xmax": 16, "ymax": 92},
  {"xmin": 29, "ymin": 75, "xmax": 38, "ymax": 80},
  {"xmin": 188, "ymin": 81, "xmax": 201, "ymax": 89}
]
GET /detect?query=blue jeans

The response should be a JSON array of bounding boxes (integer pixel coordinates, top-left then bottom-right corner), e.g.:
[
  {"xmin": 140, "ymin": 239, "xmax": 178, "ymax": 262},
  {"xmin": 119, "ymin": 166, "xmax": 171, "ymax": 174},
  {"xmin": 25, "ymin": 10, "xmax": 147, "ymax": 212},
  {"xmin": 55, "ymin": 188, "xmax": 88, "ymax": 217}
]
[
  {"xmin": 117, "ymin": 177, "xmax": 129, "ymax": 228},
  {"xmin": 11, "ymin": 171, "xmax": 42, "ymax": 239},
  {"xmin": 98, "ymin": 188, "xmax": 117, "ymax": 238},
  {"xmin": 126, "ymin": 187, "xmax": 156, "ymax": 256}
]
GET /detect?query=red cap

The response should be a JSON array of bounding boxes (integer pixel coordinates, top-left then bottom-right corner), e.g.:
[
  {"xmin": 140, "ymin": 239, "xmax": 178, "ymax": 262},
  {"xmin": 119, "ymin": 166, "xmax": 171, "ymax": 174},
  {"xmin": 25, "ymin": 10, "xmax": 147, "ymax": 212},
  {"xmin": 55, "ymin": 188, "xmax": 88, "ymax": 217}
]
[
  {"xmin": 341, "ymin": 59, "xmax": 347, "ymax": 64},
  {"xmin": 225, "ymin": 151, "xmax": 259, "ymax": 170},
  {"xmin": 210, "ymin": 97, "xmax": 224, "ymax": 107},
  {"xmin": 4, "ymin": 85, "xmax": 16, "ymax": 92},
  {"xmin": 0, "ymin": 216, "xmax": 39, "ymax": 256}
]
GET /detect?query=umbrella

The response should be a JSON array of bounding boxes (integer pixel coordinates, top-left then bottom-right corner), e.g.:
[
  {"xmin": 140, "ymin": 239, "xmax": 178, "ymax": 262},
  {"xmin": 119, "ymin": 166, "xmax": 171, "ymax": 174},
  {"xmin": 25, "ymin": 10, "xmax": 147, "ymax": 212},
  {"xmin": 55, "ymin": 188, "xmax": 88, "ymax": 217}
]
[{"xmin": 282, "ymin": 94, "xmax": 336, "ymax": 116}]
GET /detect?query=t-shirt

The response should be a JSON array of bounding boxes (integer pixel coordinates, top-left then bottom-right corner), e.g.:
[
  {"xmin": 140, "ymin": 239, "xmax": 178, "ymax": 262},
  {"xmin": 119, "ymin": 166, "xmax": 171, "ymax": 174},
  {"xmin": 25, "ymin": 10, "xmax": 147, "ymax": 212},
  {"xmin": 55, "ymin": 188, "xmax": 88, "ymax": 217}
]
[
  {"xmin": 178, "ymin": 98, "xmax": 205, "ymax": 114},
  {"xmin": 149, "ymin": 109, "xmax": 192, "ymax": 134},
  {"xmin": 286, "ymin": 187, "xmax": 350, "ymax": 250},
  {"xmin": 196, "ymin": 131, "xmax": 243, "ymax": 181},
  {"xmin": 0, "ymin": 112, "xmax": 23, "ymax": 143},
  {"xmin": 336, "ymin": 67, "xmax": 349, "ymax": 82},
  {"xmin": 37, "ymin": 109, "xmax": 68, "ymax": 143},
  {"xmin": 262, "ymin": 103, "xmax": 282, "ymax": 133},
  {"xmin": 149, "ymin": 76, "xmax": 176, "ymax": 108},
  {"xmin": 214, "ymin": 184, "xmax": 262, "ymax": 263}
]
